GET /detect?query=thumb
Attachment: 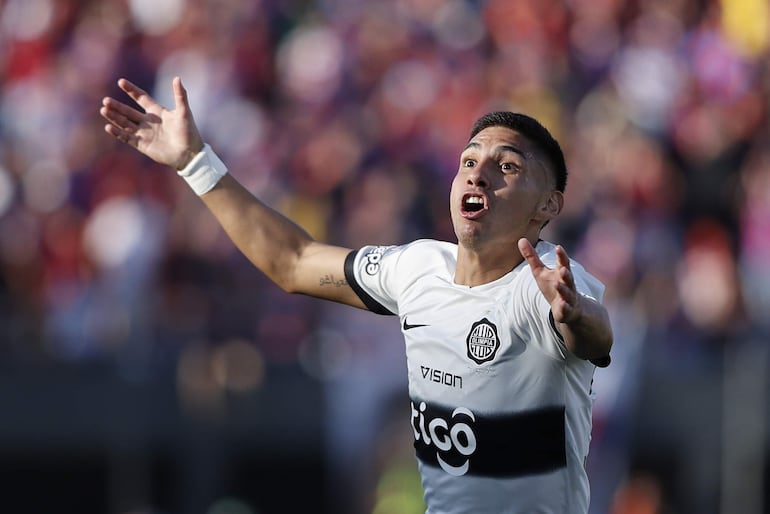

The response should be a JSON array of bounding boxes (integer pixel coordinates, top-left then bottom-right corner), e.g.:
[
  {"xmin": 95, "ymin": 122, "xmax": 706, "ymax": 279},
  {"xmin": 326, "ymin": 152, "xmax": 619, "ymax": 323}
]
[
  {"xmin": 518, "ymin": 238, "xmax": 544, "ymax": 272},
  {"xmin": 172, "ymin": 76, "xmax": 189, "ymax": 112}
]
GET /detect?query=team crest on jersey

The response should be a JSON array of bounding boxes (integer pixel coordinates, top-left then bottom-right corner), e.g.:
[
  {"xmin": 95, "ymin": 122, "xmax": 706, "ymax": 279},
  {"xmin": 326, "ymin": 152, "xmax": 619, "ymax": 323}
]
[{"xmin": 466, "ymin": 317, "xmax": 500, "ymax": 364}]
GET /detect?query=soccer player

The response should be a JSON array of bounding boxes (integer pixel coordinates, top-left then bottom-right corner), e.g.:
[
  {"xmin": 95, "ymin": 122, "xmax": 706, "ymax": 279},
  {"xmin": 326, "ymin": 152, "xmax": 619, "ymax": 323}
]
[{"xmin": 100, "ymin": 77, "xmax": 613, "ymax": 514}]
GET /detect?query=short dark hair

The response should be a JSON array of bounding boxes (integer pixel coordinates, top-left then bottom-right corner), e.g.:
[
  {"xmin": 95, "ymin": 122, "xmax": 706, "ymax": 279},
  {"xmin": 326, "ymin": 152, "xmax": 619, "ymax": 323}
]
[{"xmin": 468, "ymin": 112, "xmax": 567, "ymax": 192}]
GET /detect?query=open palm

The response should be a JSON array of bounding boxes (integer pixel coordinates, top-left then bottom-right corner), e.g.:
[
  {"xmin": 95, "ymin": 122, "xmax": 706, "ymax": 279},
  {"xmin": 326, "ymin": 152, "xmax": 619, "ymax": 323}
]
[{"xmin": 100, "ymin": 77, "xmax": 203, "ymax": 170}]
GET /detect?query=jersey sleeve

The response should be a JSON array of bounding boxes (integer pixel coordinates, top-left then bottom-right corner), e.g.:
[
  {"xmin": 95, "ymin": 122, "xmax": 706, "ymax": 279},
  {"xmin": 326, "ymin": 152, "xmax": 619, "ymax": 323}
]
[{"xmin": 343, "ymin": 245, "xmax": 403, "ymax": 316}]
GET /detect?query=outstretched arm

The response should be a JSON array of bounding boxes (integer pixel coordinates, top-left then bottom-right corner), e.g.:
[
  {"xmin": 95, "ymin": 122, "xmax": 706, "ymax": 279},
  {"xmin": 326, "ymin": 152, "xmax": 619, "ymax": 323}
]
[
  {"xmin": 518, "ymin": 238, "xmax": 613, "ymax": 362},
  {"xmin": 100, "ymin": 77, "xmax": 366, "ymax": 308}
]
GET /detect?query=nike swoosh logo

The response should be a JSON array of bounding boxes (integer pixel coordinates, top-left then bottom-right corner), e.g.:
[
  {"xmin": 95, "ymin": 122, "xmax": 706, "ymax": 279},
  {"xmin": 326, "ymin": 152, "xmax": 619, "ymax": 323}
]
[{"xmin": 403, "ymin": 317, "xmax": 429, "ymax": 331}]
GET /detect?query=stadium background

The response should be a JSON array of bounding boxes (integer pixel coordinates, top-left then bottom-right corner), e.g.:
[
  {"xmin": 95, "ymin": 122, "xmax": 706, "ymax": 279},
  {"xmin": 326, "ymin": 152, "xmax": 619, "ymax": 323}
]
[{"xmin": 1, "ymin": 0, "xmax": 769, "ymax": 512}]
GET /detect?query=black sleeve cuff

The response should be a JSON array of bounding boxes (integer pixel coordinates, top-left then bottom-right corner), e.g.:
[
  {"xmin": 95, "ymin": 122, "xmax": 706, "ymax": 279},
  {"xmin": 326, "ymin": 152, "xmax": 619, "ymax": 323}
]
[
  {"xmin": 549, "ymin": 310, "xmax": 611, "ymax": 368},
  {"xmin": 343, "ymin": 250, "xmax": 395, "ymax": 316}
]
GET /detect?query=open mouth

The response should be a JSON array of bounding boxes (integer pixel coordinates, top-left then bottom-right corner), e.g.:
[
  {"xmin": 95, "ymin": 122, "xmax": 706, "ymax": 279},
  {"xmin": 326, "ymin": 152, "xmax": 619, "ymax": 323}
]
[
  {"xmin": 461, "ymin": 193, "xmax": 487, "ymax": 217},
  {"xmin": 464, "ymin": 195, "xmax": 484, "ymax": 212}
]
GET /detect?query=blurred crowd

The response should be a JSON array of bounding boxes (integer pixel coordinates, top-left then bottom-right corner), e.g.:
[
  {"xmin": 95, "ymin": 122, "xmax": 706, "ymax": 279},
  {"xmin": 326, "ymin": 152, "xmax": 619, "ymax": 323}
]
[{"xmin": 1, "ymin": 0, "xmax": 769, "ymax": 513}]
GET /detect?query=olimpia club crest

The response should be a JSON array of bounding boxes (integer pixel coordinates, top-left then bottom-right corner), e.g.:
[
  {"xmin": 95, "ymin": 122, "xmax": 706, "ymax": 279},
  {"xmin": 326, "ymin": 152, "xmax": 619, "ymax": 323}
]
[{"xmin": 466, "ymin": 317, "xmax": 500, "ymax": 364}]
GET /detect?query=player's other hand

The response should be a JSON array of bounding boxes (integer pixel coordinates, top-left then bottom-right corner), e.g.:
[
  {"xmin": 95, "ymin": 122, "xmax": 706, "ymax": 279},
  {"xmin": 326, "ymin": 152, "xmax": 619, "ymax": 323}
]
[
  {"xmin": 518, "ymin": 238, "xmax": 583, "ymax": 325},
  {"xmin": 100, "ymin": 77, "xmax": 204, "ymax": 170}
]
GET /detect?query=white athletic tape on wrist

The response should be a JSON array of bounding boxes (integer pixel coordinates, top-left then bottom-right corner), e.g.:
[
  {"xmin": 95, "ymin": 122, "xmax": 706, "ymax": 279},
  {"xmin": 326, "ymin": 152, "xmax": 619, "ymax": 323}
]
[{"xmin": 177, "ymin": 144, "xmax": 228, "ymax": 196}]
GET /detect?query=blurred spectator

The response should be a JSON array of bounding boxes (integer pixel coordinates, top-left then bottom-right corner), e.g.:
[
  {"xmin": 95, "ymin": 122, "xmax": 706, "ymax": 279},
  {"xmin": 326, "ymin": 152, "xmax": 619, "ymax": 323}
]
[{"xmin": 1, "ymin": 0, "xmax": 769, "ymax": 513}]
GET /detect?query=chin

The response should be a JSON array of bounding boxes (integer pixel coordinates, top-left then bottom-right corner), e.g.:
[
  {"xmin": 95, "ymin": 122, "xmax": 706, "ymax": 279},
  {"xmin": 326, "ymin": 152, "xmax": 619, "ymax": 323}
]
[{"xmin": 454, "ymin": 225, "xmax": 483, "ymax": 250}]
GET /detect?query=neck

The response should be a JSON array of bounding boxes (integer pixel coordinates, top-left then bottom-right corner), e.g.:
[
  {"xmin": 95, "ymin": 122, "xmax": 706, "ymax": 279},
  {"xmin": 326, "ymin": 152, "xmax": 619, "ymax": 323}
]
[{"xmin": 454, "ymin": 241, "xmax": 531, "ymax": 287}]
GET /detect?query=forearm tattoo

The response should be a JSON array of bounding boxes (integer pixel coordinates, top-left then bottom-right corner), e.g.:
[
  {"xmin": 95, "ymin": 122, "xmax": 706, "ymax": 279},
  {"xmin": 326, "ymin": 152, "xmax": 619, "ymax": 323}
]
[{"xmin": 318, "ymin": 274, "xmax": 348, "ymax": 287}]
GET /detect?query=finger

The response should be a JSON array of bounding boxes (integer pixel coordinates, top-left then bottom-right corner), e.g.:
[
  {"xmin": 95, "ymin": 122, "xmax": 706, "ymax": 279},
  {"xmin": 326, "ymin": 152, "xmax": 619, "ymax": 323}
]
[
  {"xmin": 100, "ymin": 107, "xmax": 135, "ymax": 134},
  {"xmin": 555, "ymin": 281, "xmax": 576, "ymax": 303},
  {"xmin": 104, "ymin": 123, "xmax": 139, "ymax": 147},
  {"xmin": 518, "ymin": 238, "xmax": 546, "ymax": 272},
  {"xmin": 553, "ymin": 287, "xmax": 583, "ymax": 324},
  {"xmin": 553, "ymin": 301, "xmax": 577, "ymax": 324},
  {"xmin": 101, "ymin": 98, "xmax": 144, "ymax": 126},
  {"xmin": 118, "ymin": 78, "xmax": 157, "ymax": 111},
  {"xmin": 559, "ymin": 265, "xmax": 576, "ymax": 290},
  {"xmin": 555, "ymin": 245, "xmax": 571, "ymax": 270},
  {"xmin": 172, "ymin": 76, "xmax": 189, "ymax": 113}
]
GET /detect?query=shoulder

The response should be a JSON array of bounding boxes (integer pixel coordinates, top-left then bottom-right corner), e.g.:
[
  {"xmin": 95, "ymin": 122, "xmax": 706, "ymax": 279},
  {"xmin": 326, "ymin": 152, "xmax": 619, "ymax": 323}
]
[
  {"xmin": 534, "ymin": 239, "xmax": 559, "ymax": 267},
  {"xmin": 534, "ymin": 239, "xmax": 606, "ymax": 300},
  {"xmin": 389, "ymin": 239, "xmax": 457, "ymax": 278},
  {"xmin": 352, "ymin": 239, "xmax": 456, "ymax": 278},
  {"xmin": 356, "ymin": 239, "xmax": 454, "ymax": 261},
  {"xmin": 400, "ymin": 239, "xmax": 457, "ymax": 261},
  {"xmin": 400, "ymin": 239, "xmax": 457, "ymax": 274}
]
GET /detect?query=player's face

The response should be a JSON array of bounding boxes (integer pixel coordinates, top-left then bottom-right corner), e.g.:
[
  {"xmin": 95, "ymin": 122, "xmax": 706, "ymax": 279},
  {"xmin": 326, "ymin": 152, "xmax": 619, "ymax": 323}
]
[{"xmin": 450, "ymin": 126, "xmax": 559, "ymax": 251}]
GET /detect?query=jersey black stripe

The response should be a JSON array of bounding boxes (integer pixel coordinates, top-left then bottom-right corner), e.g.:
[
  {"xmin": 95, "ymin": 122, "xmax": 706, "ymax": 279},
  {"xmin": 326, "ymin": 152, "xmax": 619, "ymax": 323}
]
[
  {"xmin": 344, "ymin": 250, "xmax": 395, "ymax": 316},
  {"xmin": 412, "ymin": 401, "xmax": 567, "ymax": 478}
]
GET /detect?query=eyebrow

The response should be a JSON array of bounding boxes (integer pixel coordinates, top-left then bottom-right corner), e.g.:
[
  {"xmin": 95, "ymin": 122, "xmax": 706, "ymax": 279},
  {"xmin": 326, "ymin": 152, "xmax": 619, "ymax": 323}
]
[{"xmin": 461, "ymin": 141, "xmax": 529, "ymax": 159}]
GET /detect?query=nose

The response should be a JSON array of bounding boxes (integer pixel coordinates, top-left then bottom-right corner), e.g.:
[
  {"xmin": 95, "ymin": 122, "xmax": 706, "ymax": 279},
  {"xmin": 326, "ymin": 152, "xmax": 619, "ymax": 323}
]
[{"xmin": 466, "ymin": 162, "xmax": 490, "ymax": 188}]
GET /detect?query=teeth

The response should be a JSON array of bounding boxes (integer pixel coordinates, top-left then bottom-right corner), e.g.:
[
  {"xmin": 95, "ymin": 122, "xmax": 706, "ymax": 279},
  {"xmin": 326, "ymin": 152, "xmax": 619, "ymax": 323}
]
[{"xmin": 466, "ymin": 196, "xmax": 483, "ymax": 204}]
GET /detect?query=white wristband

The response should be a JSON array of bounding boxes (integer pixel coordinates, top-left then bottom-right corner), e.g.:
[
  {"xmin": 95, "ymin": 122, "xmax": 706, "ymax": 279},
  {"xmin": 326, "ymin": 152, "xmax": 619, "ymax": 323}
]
[{"xmin": 177, "ymin": 143, "xmax": 228, "ymax": 196}]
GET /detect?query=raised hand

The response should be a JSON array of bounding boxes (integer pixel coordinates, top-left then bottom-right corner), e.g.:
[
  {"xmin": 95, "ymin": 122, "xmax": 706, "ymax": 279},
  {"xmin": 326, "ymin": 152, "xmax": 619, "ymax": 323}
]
[
  {"xmin": 100, "ymin": 77, "xmax": 203, "ymax": 170},
  {"xmin": 518, "ymin": 238, "xmax": 582, "ymax": 324}
]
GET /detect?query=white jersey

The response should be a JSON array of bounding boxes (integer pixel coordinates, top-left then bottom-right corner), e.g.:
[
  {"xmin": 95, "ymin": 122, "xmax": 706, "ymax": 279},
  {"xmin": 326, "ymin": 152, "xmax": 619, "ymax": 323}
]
[{"xmin": 344, "ymin": 239, "xmax": 607, "ymax": 514}]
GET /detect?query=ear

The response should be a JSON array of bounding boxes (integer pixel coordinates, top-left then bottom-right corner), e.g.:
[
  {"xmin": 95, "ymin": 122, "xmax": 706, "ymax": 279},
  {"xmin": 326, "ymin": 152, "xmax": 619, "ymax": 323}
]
[{"xmin": 536, "ymin": 190, "xmax": 563, "ymax": 222}]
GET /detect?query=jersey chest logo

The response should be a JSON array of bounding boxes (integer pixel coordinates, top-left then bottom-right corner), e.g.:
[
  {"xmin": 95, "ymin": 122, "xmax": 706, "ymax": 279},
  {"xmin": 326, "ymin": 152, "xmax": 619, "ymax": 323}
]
[{"xmin": 466, "ymin": 317, "xmax": 500, "ymax": 364}]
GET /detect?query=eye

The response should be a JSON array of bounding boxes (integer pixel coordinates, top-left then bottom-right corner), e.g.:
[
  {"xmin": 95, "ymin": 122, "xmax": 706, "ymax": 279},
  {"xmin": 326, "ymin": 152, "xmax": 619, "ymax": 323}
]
[
  {"xmin": 463, "ymin": 159, "xmax": 476, "ymax": 168},
  {"xmin": 500, "ymin": 162, "xmax": 520, "ymax": 173}
]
